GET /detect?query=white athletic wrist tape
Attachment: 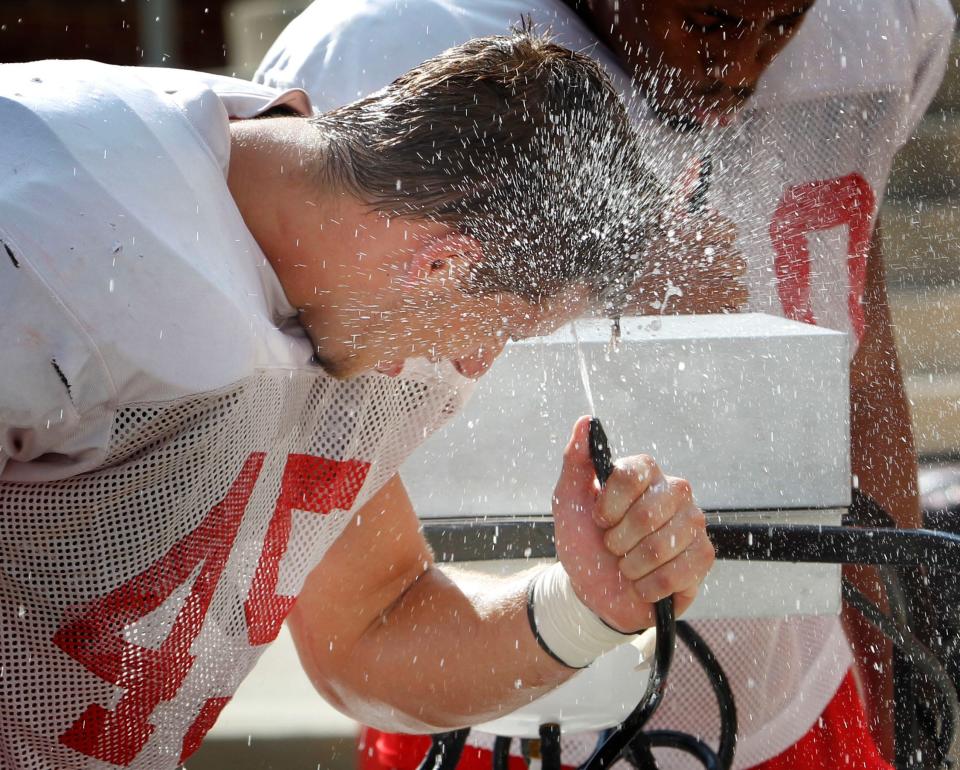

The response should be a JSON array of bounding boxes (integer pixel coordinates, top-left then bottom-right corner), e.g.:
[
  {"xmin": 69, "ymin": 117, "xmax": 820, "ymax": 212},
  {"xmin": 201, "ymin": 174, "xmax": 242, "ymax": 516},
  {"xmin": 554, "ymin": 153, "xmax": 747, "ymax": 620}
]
[{"xmin": 527, "ymin": 562, "xmax": 653, "ymax": 669}]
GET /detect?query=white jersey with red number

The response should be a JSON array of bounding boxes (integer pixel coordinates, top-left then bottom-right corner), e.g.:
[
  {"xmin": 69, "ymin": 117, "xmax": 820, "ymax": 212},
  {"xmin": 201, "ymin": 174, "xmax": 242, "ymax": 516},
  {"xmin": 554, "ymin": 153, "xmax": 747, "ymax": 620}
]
[
  {"xmin": 0, "ymin": 60, "xmax": 471, "ymax": 770},
  {"xmin": 256, "ymin": 2, "xmax": 953, "ymax": 767}
]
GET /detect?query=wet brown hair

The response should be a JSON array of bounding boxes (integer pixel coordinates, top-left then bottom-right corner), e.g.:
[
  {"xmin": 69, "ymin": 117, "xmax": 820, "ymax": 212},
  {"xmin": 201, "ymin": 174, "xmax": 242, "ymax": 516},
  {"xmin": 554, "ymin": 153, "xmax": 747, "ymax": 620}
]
[{"xmin": 312, "ymin": 29, "xmax": 663, "ymax": 308}]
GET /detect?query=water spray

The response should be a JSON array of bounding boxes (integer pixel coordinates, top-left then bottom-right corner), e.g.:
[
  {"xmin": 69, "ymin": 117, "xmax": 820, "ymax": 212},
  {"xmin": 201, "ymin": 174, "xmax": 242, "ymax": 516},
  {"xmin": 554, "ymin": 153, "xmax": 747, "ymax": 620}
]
[{"xmin": 687, "ymin": 154, "xmax": 713, "ymax": 215}]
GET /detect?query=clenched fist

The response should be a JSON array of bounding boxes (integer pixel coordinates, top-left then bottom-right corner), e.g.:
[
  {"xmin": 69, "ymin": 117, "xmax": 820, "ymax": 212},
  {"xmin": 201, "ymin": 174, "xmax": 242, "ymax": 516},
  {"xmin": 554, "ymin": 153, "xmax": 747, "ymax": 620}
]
[{"xmin": 552, "ymin": 416, "xmax": 715, "ymax": 632}]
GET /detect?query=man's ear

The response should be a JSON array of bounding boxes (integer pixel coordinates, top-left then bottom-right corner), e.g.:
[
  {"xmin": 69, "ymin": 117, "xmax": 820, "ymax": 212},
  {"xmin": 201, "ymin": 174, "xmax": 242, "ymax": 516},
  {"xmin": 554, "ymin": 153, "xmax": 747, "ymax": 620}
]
[{"xmin": 407, "ymin": 232, "xmax": 483, "ymax": 287}]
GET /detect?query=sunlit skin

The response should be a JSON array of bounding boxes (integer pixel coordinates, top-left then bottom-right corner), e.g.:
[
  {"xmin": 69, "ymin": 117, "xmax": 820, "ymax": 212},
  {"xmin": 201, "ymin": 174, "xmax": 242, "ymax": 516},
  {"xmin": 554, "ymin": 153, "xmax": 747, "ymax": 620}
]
[
  {"xmin": 230, "ymin": 116, "xmax": 749, "ymax": 376},
  {"xmin": 572, "ymin": 0, "xmax": 815, "ymax": 127},
  {"xmin": 293, "ymin": 417, "xmax": 714, "ymax": 729},
  {"xmin": 228, "ymin": 116, "xmax": 589, "ymax": 381},
  {"xmin": 297, "ymin": 217, "xmax": 591, "ymax": 381}
]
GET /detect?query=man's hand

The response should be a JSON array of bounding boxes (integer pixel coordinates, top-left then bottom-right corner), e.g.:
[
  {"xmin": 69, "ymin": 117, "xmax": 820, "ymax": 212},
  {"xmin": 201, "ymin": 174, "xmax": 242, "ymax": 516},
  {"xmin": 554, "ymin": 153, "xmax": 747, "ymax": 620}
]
[
  {"xmin": 626, "ymin": 209, "xmax": 747, "ymax": 316},
  {"xmin": 552, "ymin": 416, "xmax": 715, "ymax": 632}
]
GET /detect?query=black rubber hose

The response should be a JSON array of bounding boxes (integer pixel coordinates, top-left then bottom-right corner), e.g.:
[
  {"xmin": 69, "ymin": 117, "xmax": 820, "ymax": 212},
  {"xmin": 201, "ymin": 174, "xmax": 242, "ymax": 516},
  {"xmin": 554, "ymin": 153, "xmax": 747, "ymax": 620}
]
[
  {"xmin": 580, "ymin": 418, "xmax": 677, "ymax": 770},
  {"xmin": 416, "ymin": 729, "xmax": 470, "ymax": 770},
  {"xmin": 644, "ymin": 731, "xmax": 721, "ymax": 770},
  {"xmin": 623, "ymin": 734, "xmax": 659, "ymax": 770},
  {"xmin": 540, "ymin": 723, "xmax": 563, "ymax": 770},
  {"xmin": 676, "ymin": 621, "xmax": 737, "ymax": 769},
  {"xmin": 588, "ymin": 417, "xmax": 615, "ymax": 486},
  {"xmin": 620, "ymin": 623, "xmax": 734, "ymax": 770},
  {"xmin": 491, "ymin": 736, "xmax": 512, "ymax": 770},
  {"xmin": 579, "ymin": 598, "xmax": 675, "ymax": 770},
  {"xmin": 842, "ymin": 581, "xmax": 959, "ymax": 768}
]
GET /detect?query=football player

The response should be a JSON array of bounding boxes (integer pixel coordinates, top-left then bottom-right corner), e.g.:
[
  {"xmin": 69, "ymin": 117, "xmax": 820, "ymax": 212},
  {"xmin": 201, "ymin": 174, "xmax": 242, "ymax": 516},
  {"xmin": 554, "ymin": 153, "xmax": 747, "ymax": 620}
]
[
  {"xmin": 256, "ymin": 1, "xmax": 954, "ymax": 768},
  {"xmin": 0, "ymin": 33, "xmax": 718, "ymax": 769}
]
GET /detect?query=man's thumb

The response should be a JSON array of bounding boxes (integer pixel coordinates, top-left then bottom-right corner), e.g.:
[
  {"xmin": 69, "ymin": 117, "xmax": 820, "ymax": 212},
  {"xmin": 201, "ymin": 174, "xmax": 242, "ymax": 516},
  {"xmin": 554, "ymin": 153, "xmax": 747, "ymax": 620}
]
[{"xmin": 555, "ymin": 415, "xmax": 599, "ymax": 507}]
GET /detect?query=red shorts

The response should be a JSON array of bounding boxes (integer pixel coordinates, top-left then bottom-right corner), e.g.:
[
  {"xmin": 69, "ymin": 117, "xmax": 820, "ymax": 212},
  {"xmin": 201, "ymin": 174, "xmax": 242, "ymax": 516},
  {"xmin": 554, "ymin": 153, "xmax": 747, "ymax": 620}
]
[{"xmin": 356, "ymin": 671, "xmax": 891, "ymax": 770}]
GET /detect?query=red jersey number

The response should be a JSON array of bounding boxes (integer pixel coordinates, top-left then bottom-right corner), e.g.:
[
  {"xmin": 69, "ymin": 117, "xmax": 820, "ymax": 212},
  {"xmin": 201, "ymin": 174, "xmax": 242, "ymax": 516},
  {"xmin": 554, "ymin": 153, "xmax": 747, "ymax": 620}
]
[
  {"xmin": 245, "ymin": 454, "xmax": 370, "ymax": 645},
  {"xmin": 53, "ymin": 451, "xmax": 369, "ymax": 765},
  {"xmin": 53, "ymin": 453, "xmax": 265, "ymax": 766},
  {"xmin": 769, "ymin": 173, "xmax": 876, "ymax": 344}
]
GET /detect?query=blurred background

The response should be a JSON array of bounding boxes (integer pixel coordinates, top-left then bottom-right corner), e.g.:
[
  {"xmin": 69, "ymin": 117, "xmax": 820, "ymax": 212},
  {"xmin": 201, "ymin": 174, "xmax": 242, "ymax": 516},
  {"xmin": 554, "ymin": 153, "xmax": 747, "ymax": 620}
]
[{"xmin": 3, "ymin": 1, "xmax": 960, "ymax": 767}]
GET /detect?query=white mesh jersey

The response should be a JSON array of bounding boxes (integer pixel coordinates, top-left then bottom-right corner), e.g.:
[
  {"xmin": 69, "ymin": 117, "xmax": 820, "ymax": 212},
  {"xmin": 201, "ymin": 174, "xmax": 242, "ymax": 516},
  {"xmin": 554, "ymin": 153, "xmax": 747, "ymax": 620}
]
[
  {"xmin": 0, "ymin": 60, "xmax": 471, "ymax": 770},
  {"xmin": 257, "ymin": 2, "xmax": 954, "ymax": 767}
]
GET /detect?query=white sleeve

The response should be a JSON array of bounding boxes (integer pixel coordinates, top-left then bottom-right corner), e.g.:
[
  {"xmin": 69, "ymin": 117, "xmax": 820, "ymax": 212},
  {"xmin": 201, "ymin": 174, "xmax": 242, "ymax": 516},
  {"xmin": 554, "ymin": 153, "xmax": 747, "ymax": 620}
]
[
  {"xmin": 903, "ymin": 0, "xmax": 955, "ymax": 139},
  {"xmin": 254, "ymin": 0, "xmax": 534, "ymax": 112},
  {"xmin": 0, "ymin": 230, "xmax": 115, "ymax": 482}
]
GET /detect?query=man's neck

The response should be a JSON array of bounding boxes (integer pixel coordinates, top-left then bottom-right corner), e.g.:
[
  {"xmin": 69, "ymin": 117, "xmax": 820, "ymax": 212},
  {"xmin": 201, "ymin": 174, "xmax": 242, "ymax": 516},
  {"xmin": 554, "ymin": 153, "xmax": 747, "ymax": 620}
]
[
  {"xmin": 226, "ymin": 120, "xmax": 430, "ymax": 362},
  {"xmin": 227, "ymin": 117, "xmax": 345, "ymax": 312}
]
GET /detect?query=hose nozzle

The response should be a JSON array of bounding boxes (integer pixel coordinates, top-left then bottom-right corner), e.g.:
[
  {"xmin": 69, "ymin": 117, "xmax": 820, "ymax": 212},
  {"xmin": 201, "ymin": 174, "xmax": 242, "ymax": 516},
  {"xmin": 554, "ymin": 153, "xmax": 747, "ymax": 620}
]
[{"xmin": 589, "ymin": 417, "xmax": 614, "ymax": 487}]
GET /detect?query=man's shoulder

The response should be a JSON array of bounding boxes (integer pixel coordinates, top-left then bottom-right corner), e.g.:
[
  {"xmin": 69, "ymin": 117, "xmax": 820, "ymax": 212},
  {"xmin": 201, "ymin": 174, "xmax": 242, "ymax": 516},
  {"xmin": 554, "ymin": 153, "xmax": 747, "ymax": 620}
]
[
  {"xmin": 254, "ymin": 0, "xmax": 587, "ymax": 109},
  {"xmin": 755, "ymin": 0, "xmax": 954, "ymax": 108},
  {"xmin": 0, "ymin": 62, "xmax": 297, "ymax": 405}
]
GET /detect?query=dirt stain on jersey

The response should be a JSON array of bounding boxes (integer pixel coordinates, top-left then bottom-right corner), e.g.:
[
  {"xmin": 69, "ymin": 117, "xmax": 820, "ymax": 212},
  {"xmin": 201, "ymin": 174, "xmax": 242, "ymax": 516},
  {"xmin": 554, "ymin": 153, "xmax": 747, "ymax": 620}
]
[
  {"xmin": 3, "ymin": 241, "xmax": 19, "ymax": 269},
  {"xmin": 50, "ymin": 358, "xmax": 73, "ymax": 403}
]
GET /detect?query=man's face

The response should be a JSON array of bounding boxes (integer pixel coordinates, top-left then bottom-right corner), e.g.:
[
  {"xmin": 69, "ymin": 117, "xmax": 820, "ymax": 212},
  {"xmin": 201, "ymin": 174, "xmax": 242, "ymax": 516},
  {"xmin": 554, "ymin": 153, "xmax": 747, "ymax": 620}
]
[
  {"xmin": 315, "ymin": 287, "xmax": 586, "ymax": 381},
  {"xmin": 306, "ymin": 223, "xmax": 589, "ymax": 380},
  {"xmin": 594, "ymin": 0, "xmax": 813, "ymax": 126}
]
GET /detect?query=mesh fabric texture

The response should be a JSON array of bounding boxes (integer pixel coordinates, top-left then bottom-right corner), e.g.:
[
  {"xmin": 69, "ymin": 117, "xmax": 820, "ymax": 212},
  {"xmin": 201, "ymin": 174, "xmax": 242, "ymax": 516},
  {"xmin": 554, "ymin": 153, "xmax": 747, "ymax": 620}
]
[{"xmin": 1, "ymin": 366, "xmax": 467, "ymax": 769}]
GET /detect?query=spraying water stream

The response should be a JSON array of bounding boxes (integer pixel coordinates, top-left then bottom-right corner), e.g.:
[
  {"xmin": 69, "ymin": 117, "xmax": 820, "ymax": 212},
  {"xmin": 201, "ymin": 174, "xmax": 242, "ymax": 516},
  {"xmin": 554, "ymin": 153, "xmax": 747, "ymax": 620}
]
[{"xmin": 571, "ymin": 321, "xmax": 597, "ymax": 418}]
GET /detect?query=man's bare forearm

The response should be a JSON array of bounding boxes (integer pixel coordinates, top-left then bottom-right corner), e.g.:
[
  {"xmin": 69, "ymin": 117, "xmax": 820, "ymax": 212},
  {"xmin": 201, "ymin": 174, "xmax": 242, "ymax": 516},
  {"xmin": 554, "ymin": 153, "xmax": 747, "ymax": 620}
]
[
  {"xmin": 849, "ymin": 231, "xmax": 920, "ymax": 528},
  {"xmin": 307, "ymin": 564, "xmax": 574, "ymax": 732},
  {"xmin": 288, "ymin": 421, "xmax": 713, "ymax": 734},
  {"xmin": 285, "ymin": 474, "xmax": 574, "ymax": 733},
  {"xmin": 849, "ymin": 330, "xmax": 920, "ymax": 528}
]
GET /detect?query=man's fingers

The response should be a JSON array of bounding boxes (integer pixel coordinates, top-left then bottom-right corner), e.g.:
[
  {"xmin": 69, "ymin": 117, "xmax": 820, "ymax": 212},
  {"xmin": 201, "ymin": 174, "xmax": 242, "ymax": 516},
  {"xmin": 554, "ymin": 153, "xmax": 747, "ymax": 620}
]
[
  {"xmin": 630, "ymin": 532, "xmax": 715, "ymax": 605},
  {"xmin": 593, "ymin": 455, "xmax": 661, "ymax": 528},
  {"xmin": 616, "ymin": 502, "xmax": 703, "ymax": 580},
  {"xmin": 603, "ymin": 476, "xmax": 693, "ymax": 556}
]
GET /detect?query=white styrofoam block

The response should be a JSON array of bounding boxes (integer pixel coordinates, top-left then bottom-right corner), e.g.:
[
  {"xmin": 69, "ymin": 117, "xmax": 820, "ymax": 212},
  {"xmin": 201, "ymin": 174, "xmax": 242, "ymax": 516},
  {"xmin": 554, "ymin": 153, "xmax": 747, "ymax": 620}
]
[{"xmin": 403, "ymin": 314, "xmax": 849, "ymax": 516}]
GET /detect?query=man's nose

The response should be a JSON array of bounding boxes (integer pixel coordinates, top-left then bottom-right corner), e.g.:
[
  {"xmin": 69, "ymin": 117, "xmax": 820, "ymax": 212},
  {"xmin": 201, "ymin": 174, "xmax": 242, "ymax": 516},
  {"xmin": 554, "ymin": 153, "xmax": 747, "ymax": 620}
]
[
  {"xmin": 705, "ymin": 29, "xmax": 769, "ymax": 90},
  {"xmin": 453, "ymin": 338, "xmax": 507, "ymax": 379}
]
